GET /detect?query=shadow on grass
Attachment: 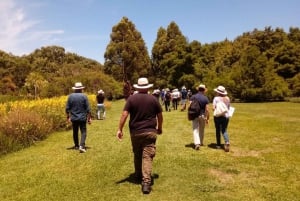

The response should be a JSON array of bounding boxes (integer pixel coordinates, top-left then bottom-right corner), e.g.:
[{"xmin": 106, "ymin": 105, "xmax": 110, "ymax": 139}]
[
  {"xmin": 207, "ymin": 143, "xmax": 224, "ymax": 150},
  {"xmin": 116, "ymin": 173, "xmax": 159, "ymax": 186},
  {"xmin": 66, "ymin": 146, "xmax": 91, "ymax": 150},
  {"xmin": 185, "ymin": 143, "xmax": 194, "ymax": 149},
  {"xmin": 186, "ymin": 143, "xmax": 227, "ymax": 151}
]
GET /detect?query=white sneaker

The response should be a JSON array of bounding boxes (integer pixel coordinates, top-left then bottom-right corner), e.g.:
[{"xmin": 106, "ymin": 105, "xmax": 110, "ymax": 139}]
[{"xmin": 79, "ymin": 146, "xmax": 86, "ymax": 153}]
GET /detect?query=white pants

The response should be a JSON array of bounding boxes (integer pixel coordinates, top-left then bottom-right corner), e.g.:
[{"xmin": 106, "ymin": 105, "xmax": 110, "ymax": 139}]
[{"xmin": 192, "ymin": 115, "xmax": 206, "ymax": 145}]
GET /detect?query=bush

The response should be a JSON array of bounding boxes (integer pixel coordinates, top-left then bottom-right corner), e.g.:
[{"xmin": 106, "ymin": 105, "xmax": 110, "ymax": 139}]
[
  {"xmin": 0, "ymin": 108, "xmax": 53, "ymax": 148},
  {"xmin": 0, "ymin": 132, "xmax": 22, "ymax": 155},
  {"xmin": 288, "ymin": 97, "xmax": 300, "ymax": 103}
]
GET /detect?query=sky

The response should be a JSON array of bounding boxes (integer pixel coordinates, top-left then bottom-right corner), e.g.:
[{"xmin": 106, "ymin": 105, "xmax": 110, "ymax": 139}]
[{"xmin": 0, "ymin": 0, "xmax": 299, "ymax": 64}]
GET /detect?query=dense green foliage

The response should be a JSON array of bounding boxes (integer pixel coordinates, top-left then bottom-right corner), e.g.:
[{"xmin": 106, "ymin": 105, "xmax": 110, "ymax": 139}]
[
  {"xmin": 150, "ymin": 26, "xmax": 300, "ymax": 101},
  {"xmin": 1, "ymin": 16, "xmax": 299, "ymax": 101},
  {"xmin": 0, "ymin": 47, "xmax": 123, "ymax": 99}
]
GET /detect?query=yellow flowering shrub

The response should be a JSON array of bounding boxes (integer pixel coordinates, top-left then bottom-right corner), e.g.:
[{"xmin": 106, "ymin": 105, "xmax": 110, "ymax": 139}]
[{"xmin": 0, "ymin": 94, "xmax": 110, "ymax": 154}]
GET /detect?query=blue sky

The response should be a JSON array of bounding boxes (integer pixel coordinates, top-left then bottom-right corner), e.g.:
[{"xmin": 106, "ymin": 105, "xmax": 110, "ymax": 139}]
[{"xmin": 1, "ymin": 0, "xmax": 299, "ymax": 64}]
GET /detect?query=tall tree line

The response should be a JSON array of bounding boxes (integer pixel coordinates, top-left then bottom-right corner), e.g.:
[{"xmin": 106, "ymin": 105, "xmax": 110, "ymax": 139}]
[{"xmin": 104, "ymin": 17, "xmax": 300, "ymax": 101}]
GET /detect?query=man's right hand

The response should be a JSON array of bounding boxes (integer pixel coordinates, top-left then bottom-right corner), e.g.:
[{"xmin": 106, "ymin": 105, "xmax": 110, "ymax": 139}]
[{"xmin": 117, "ymin": 130, "xmax": 123, "ymax": 141}]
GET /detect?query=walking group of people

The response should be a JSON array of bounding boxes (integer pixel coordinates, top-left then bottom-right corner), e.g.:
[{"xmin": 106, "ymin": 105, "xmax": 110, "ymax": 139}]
[
  {"xmin": 157, "ymin": 86, "xmax": 192, "ymax": 112},
  {"xmin": 65, "ymin": 78, "xmax": 231, "ymax": 194}
]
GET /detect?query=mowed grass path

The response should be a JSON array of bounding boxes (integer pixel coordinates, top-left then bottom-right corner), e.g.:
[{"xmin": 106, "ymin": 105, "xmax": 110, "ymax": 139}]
[{"xmin": 0, "ymin": 101, "xmax": 299, "ymax": 201}]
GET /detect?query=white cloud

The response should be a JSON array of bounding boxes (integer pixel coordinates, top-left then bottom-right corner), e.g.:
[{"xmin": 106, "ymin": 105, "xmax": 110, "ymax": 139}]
[{"xmin": 0, "ymin": 0, "xmax": 64, "ymax": 55}]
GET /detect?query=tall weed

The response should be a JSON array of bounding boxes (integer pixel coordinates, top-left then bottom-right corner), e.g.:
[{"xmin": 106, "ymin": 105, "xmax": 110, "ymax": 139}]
[
  {"xmin": 0, "ymin": 108, "xmax": 52, "ymax": 148},
  {"xmin": 0, "ymin": 132, "xmax": 22, "ymax": 155}
]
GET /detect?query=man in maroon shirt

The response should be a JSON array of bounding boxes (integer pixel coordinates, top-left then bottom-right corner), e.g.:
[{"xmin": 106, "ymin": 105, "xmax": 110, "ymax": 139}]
[{"xmin": 117, "ymin": 77, "xmax": 163, "ymax": 194}]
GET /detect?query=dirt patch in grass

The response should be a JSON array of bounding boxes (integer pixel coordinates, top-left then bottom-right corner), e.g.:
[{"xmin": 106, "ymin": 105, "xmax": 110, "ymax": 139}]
[
  {"xmin": 231, "ymin": 147, "xmax": 273, "ymax": 157},
  {"xmin": 209, "ymin": 169, "xmax": 235, "ymax": 184}
]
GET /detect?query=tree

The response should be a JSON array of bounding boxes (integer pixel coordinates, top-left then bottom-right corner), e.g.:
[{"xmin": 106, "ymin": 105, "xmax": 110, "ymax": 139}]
[
  {"xmin": 151, "ymin": 27, "xmax": 168, "ymax": 87},
  {"xmin": 274, "ymin": 40, "xmax": 300, "ymax": 79},
  {"xmin": 0, "ymin": 76, "xmax": 17, "ymax": 94},
  {"xmin": 289, "ymin": 73, "xmax": 300, "ymax": 96},
  {"xmin": 103, "ymin": 17, "xmax": 151, "ymax": 84},
  {"xmin": 234, "ymin": 46, "xmax": 268, "ymax": 101},
  {"xmin": 151, "ymin": 22, "xmax": 189, "ymax": 88},
  {"xmin": 262, "ymin": 68, "xmax": 290, "ymax": 100},
  {"xmin": 24, "ymin": 72, "xmax": 49, "ymax": 99}
]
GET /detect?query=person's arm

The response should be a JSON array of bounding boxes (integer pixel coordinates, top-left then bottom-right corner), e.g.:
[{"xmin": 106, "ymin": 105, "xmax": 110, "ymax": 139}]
[
  {"xmin": 225, "ymin": 96, "xmax": 230, "ymax": 108},
  {"xmin": 87, "ymin": 111, "xmax": 92, "ymax": 124},
  {"xmin": 117, "ymin": 110, "xmax": 129, "ymax": 140},
  {"xmin": 156, "ymin": 112, "xmax": 163, "ymax": 134},
  {"xmin": 66, "ymin": 111, "xmax": 71, "ymax": 123},
  {"xmin": 85, "ymin": 97, "xmax": 92, "ymax": 124},
  {"xmin": 212, "ymin": 97, "xmax": 217, "ymax": 111},
  {"xmin": 205, "ymin": 104, "xmax": 210, "ymax": 124}
]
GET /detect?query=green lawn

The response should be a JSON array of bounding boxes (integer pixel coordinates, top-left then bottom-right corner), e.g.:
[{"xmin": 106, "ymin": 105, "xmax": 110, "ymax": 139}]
[{"xmin": 0, "ymin": 101, "xmax": 299, "ymax": 201}]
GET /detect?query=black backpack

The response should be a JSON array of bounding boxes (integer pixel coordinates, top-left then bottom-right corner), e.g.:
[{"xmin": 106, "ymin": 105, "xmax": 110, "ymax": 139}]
[{"xmin": 188, "ymin": 97, "xmax": 201, "ymax": 120}]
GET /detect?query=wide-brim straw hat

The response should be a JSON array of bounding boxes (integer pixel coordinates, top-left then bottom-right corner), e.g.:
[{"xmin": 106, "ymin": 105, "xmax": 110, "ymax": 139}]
[
  {"xmin": 214, "ymin": 85, "xmax": 227, "ymax": 95},
  {"xmin": 198, "ymin": 84, "xmax": 206, "ymax": 89},
  {"xmin": 72, "ymin": 82, "xmax": 85, "ymax": 90},
  {"xmin": 133, "ymin": 77, "xmax": 153, "ymax": 89}
]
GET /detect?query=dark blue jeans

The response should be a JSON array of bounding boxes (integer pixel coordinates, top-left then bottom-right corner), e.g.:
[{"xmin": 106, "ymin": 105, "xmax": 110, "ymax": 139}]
[
  {"xmin": 72, "ymin": 120, "xmax": 87, "ymax": 147},
  {"xmin": 214, "ymin": 116, "xmax": 230, "ymax": 146}
]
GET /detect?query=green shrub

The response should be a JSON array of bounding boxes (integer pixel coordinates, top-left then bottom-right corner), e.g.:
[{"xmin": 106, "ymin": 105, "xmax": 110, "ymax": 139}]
[{"xmin": 288, "ymin": 97, "xmax": 300, "ymax": 103}]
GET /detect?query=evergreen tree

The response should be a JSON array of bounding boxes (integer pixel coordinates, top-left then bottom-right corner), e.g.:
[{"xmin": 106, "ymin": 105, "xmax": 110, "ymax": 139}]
[
  {"xmin": 103, "ymin": 17, "xmax": 151, "ymax": 85},
  {"xmin": 151, "ymin": 21, "xmax": 189, "ymax": 88},
  {"xmin": 151, "ymin": 27, "xmax": 169, "ymax": 87}
]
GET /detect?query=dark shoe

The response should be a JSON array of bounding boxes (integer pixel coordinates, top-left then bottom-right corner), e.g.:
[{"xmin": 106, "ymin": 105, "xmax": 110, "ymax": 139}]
[
  {"xmin": 142, "ymin": 184, "xmax": 151, "ymax": 194},
  {"xmin": 224, "ymin": 143, "xmax": 230, "ymax": 152}
]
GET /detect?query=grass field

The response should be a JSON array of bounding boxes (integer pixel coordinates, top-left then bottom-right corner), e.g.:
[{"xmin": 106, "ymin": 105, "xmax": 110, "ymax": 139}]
[{"xmin": 0, "ymin": 101, "xmax": 299, "ymax": 201}]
